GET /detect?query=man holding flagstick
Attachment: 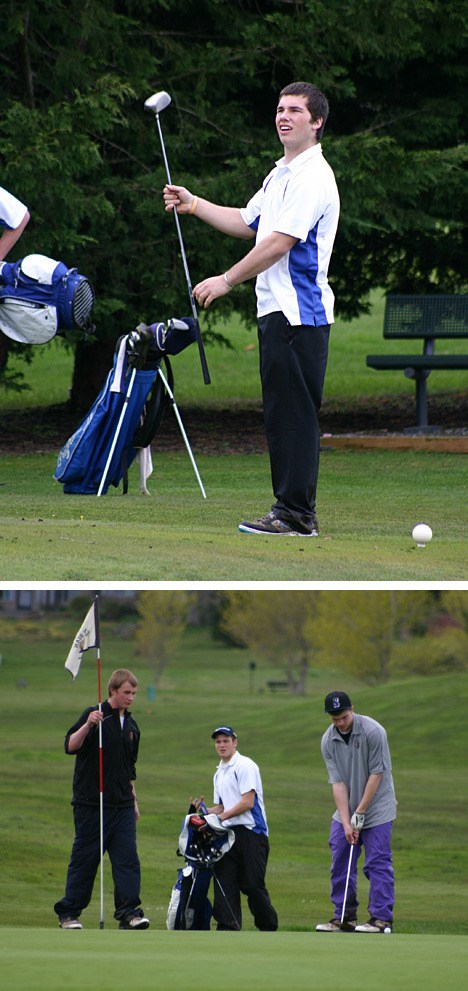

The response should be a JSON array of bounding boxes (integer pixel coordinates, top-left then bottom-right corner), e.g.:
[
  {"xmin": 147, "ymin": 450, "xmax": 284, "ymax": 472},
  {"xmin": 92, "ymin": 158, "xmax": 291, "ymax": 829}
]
[{"xmin": 54, "ymin": 603, "xmax": 149, "ymax": 930}]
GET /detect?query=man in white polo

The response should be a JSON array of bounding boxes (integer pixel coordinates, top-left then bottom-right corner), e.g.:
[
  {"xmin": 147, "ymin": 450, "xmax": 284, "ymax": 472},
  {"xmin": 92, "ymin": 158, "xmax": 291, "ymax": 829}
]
[
  {"xmin": 163, "ymin": 81, "xmax": 340, "ymax": 538},
  {"xmin": 204, "ymin": 725, "xmax": 278, "ymax": 931},
  {"xmin": 0, "ymin": 185, "xmax": 30, "ymax": 261}
]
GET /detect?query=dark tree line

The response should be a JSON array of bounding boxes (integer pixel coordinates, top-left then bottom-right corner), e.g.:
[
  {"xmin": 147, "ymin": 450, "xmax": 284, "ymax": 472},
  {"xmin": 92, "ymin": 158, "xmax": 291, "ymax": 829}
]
[{"xmin": 1, "ymin": 0, "xmax": 466, "ymax": 406}]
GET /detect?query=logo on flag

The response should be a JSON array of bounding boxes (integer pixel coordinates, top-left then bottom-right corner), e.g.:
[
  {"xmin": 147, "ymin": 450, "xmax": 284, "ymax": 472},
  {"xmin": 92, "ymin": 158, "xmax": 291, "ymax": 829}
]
[{"xmin": 65, "ymin": 600, "xmax": 100, "ymax": 680}]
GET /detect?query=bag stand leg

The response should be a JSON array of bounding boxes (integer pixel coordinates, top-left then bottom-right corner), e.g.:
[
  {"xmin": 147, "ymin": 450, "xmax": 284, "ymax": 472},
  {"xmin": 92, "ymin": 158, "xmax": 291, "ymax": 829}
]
[
  {"xmin": 97, "ymin": 368, "xmax": 136, "ymax": 497},
  {"xmin": 157, "ymin": 366, "xmax": 207, "ymax": 500}
]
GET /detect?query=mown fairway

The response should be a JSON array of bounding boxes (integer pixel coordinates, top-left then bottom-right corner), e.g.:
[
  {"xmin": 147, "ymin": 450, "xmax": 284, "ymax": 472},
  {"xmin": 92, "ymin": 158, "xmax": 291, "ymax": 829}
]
[
  {"xmin": 0, "ymin": 621, "xmax": 467, "ymax": 988},
  {"xmin": 0, "ymin": 448, "xmax": 466, "ymax": 580},
  {"xmin": 1, "ymin": 929, "xmax": 467, "ymax": 991}
]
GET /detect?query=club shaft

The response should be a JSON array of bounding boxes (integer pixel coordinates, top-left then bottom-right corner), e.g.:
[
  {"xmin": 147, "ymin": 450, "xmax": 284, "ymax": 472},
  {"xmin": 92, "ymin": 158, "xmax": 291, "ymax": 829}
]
[
  {"xmin": 155, "ymin": 112, "xmax": 211, "ymax": 384},
  {"xmin": 341, "ymin": 843, "xmax": 354, "ymax": 925}
]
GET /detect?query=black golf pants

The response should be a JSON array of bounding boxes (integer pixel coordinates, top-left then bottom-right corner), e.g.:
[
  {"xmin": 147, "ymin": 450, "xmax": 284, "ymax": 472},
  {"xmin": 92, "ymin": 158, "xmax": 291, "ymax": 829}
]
[
  {"xmin": 258, "ymin": 311, "xmax": 330, "ymax": 529},
  {"xmin": 53, "ymin": 804, "xmax": 142, "ymax": 922},
  {"xmin": 213, "ymin": 826, "xmax": 278, "ymax": 931}
]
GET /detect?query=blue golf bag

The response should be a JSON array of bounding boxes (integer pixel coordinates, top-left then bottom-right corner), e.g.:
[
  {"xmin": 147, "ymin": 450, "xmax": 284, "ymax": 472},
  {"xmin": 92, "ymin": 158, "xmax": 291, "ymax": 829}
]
[
  {"xmin": 54, "ymin": 318, "xmax": 197, "ymax": 496},
  {"xmin": 166, "ymin": 810, "xmax": 235, "ymax": 931},
  {"xmin": 0, "ymin": 253, "xmax": 95, "ymax": 343}
]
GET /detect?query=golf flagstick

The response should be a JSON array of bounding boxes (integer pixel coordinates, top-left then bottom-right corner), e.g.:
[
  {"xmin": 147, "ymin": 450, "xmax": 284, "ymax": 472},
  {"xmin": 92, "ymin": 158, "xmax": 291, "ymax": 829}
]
[
  {"xmin": 341, "ymin": 843, "xmax": 354, "ymax": 926},
  {"xmin": 157, "ymin": 365, "xmax": 207, "ymax": 498},
  {"xmin": 144, "ymin": 90, "xmax": 211, "ymax": 385},
  {"xmin": 64, "ymin": 595, "xmax": 104, "ymax": 928},
  {"xmin": 93, "ymin": 595, "xmax": 105, "ymax": 929}
]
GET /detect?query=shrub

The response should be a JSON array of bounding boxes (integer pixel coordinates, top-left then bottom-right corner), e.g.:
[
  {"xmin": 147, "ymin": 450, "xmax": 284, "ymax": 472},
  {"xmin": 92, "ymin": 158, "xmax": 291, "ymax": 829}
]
[{"xmin": 392, "ymin": 630, "xmax": 468, "ymax": 676}]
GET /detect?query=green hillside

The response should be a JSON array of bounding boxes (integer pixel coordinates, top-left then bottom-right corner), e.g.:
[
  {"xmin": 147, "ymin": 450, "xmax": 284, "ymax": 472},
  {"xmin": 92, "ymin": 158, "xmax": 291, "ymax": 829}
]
[{"xmin": 0, "ymin": 619, "xmax": 466, "ymax": 935}]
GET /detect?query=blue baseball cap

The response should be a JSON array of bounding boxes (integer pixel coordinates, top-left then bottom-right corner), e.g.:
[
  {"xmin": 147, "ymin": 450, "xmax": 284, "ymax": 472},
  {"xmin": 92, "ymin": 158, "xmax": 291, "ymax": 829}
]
[{"xmin": 212, "ymin": 725, "xmax": 237, "ymax": 739}]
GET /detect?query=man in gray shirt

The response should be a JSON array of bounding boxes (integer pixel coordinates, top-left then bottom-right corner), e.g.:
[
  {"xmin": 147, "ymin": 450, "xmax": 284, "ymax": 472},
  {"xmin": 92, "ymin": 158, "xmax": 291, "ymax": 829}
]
[{"xmin": 316, "ymin": 691, "xmax": 397, "ymax": 934}]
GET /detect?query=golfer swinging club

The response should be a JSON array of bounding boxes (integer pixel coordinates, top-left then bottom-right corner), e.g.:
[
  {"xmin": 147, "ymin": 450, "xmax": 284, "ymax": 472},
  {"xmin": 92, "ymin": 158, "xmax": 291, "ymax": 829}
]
[
  {"xmin": 163, "ymin": 81, "xmax": 340, "ymax": 538},
  {"xmin": 316, "ymin": 692, "xmax": 397, "ymax": 934}
]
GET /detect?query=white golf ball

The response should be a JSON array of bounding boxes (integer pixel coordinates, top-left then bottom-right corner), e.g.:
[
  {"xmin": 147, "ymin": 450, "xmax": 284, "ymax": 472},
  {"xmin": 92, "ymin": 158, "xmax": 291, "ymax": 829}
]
[
  {"xmin": 412, "ymin": 523, "xmax": 432, "ymax": 546},
  {"xmin": 383, "ymin": 927, "xmax": 392, "ymax": 934}
]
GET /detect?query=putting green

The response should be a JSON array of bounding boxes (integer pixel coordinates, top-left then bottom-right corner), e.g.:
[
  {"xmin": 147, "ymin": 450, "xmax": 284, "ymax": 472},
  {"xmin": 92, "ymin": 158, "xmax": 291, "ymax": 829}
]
[{"xmin": 0, "ymin": 930, "xmax": 466, "ymax": 991}]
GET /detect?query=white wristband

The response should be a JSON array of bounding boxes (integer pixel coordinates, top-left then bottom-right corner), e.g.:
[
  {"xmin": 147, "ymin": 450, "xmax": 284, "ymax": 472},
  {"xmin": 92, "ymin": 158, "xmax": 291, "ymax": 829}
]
[{"xmin": 224, "ymin": 272, "xmax": 235, "ymax": 289}]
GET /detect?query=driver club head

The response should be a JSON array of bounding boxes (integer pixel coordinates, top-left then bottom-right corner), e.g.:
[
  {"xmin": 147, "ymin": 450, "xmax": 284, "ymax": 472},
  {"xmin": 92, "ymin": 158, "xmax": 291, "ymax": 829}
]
[{"xmin": 144, "ymin": 90, "xmax": 171, "ymax": 115}]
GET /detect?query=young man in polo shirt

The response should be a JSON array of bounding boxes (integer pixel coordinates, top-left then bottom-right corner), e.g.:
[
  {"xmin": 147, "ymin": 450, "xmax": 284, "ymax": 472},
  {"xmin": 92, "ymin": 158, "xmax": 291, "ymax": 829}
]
[
  {"xmin": 316, "ymin": 692, "xmax": 397, "ymax": 933},
  {"xmin": 201, "ymin": 725, "xmax": 278, "ymax": 931},
  {"xmin": 163, "ymin": 81, "xmax": 340, "ymax": 538},
  {"xmin": 0, "ymin": 185, "xmax": 30, "ymax": 261}
]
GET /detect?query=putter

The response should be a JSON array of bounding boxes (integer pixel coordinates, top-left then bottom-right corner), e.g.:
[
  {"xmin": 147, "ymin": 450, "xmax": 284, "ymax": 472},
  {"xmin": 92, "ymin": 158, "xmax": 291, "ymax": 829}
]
[
  {"xmin": 340, "ymin": 843, "xmax": 354, "ymax": 926},
  {"xmin": 144, "ymin": 90, "xmax": 211, "ymax": 385}
]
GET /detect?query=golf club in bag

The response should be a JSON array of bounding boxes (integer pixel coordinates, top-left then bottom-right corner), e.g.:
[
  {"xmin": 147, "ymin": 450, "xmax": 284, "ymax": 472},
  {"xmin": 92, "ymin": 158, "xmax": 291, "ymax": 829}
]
[
  {"xmin": 53, "ymin": 318, "xmax": 206, "ymax": 497},
  {"xmin": 0, "ymin": 253, "xmax": 95, "ymax": 344},
  {"xmin": 166, "ymin": 805, "xmax": 236, "ymax": 931},
  {"xmin": 144, "ymin": 90, "xmax": 211, "ymax": 386}
]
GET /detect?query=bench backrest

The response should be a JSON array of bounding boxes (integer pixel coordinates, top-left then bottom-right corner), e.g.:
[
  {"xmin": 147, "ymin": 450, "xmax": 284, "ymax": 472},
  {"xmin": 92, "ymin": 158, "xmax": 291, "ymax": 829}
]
[{"xmin": 383, "ymin": 295, "xmax": 468, "ymax": 339}]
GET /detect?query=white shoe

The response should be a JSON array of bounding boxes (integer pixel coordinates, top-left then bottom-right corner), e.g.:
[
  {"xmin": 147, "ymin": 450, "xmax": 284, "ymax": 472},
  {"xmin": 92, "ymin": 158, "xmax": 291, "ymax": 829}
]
[
  {"xmin": 59, "ymin": 917, "xmax": 82, "ymax": 929},
  {"xmin": 355, "ymin": 919, "xmax": 391, "ymax": 933},
  {"xmin": 316, "ymin": 918, "xmax": 341, "ymax": 932},
  {"xmin": 120, "ymin": 915, "xmax": 150, "ymax": 930}
]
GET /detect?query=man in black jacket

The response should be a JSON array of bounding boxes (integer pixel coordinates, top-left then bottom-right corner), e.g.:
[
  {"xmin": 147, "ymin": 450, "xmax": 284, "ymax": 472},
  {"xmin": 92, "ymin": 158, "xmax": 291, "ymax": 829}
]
[{"xmin": 53, "ymin": 668, "xmax": 149, "ymax": 930}]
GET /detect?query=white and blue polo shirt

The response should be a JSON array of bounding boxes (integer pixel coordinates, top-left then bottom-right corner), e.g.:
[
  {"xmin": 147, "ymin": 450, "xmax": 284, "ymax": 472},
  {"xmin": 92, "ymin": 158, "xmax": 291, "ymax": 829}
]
[
  {"xmin": 240, "ymin": 144, "xmax": 339, "ymax": 327},
  {"xmin": 0, "ymin": 186, "xmax": 28, "ymax": 230},
  {"xmin": 213, "ymin": 750, "xmax": 269, "ymax": 835}
]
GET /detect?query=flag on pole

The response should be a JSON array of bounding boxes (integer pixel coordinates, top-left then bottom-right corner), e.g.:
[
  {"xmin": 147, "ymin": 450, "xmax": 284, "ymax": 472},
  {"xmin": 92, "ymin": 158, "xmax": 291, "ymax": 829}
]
[{"xmin": 65, "ymin": 598, "xmax": 100, "ymax": 680}]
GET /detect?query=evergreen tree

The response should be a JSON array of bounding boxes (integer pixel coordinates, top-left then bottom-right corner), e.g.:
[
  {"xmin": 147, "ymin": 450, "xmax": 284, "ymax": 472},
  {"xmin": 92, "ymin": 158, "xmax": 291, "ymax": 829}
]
[{"xmin": 1, "ymin": 1, "xmax": 466, "ymax": 403}]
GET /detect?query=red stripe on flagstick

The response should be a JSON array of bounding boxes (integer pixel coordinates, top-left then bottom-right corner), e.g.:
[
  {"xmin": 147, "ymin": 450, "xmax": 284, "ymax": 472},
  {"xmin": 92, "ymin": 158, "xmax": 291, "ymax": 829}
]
[{"xmin": 97, "ymin": 651, "xmax": 103, "ymax": 795}]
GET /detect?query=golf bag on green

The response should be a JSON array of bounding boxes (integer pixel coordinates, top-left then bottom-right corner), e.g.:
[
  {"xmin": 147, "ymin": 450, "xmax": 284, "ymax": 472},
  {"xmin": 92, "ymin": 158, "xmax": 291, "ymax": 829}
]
[
  {"xmin": 166, "ymin": 809, "xmax": 235, "ymax": 931},
  {"xmin": 54, "ymin": 318, "xmax": 205, "ymax": 496},
  {"xmin": 0, "ymin": 253, "xmax": 95, "ymax": 343}
]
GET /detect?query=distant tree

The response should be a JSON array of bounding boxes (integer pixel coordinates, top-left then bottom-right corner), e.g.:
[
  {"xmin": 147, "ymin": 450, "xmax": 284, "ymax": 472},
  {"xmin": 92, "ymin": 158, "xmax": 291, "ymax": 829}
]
[
  {"xmin": 135, "ymin": 590, "xmax": 190, "ymax": 687},
  {"xmin": 439, "ymin": 590, "xmax": 468, "ymax": 631},
  {"xmin": 311, "ymin": 590, "xmax": 433, "ymax": 683},
  {"xmin": 220, "ymin": 590, "xmax": 320, "ymax": 694}
]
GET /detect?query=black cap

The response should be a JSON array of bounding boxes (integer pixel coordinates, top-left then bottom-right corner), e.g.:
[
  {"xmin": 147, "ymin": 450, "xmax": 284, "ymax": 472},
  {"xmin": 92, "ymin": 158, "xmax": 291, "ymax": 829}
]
[
  {"xmin": 211, "ymin": 725, "xmax": 237, "ymax": 739},
  {"xmin": 324, "ymin": 691, "xmax": 352, "ymax": 715}
]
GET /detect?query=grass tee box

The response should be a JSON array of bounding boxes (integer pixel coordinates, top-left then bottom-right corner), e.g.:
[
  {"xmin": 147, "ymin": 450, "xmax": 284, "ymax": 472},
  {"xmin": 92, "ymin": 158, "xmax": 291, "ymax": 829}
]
[{"xmin": 366, "ymin": 295, "xmax": 468, "ymax": 431}]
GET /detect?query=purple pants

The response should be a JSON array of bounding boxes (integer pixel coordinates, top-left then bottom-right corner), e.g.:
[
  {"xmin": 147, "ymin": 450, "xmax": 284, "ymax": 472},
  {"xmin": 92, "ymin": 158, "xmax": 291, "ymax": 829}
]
[{"xmin": 329, "ymin": 818, "xmax": 394, "ymax": 922}]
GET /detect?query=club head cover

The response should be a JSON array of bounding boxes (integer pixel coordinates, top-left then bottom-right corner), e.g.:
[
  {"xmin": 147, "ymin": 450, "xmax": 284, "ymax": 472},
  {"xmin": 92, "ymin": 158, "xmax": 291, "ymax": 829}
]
[
  {"xmin": 189, "ymin": 814, "xmax": 209, "ymax": 833},
  {"xmin": 164, "ymin": 316, "xmax": 197, "ymax": 355}
]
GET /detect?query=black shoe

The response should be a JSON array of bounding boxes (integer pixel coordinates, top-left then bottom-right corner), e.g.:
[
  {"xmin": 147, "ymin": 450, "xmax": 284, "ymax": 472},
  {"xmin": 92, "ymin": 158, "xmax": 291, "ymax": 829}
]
[{"xmin": 239, "ymin": 511, "xmax": 318, "ymax": 537}]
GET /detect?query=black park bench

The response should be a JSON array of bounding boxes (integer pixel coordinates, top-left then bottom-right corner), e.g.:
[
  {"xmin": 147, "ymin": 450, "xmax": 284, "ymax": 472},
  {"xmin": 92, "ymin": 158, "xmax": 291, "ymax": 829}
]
[
  {"xmin": 266, "ymin": 680, "xmax": 289, "ymax": 692},
  {"xmin": 366, "ymin": 295, "xmax": 468, "ymax": 431}
]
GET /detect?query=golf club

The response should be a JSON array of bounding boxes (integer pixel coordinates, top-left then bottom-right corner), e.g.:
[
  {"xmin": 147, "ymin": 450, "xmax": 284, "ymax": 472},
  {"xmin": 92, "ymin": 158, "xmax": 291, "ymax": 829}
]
[
  {"xmin": 340, "ymin": 842, "xmax": 354, "ymax": 926},
  {"xmin": 144, "ymin": 90, "xmax": 211, "ymax": 385}
]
